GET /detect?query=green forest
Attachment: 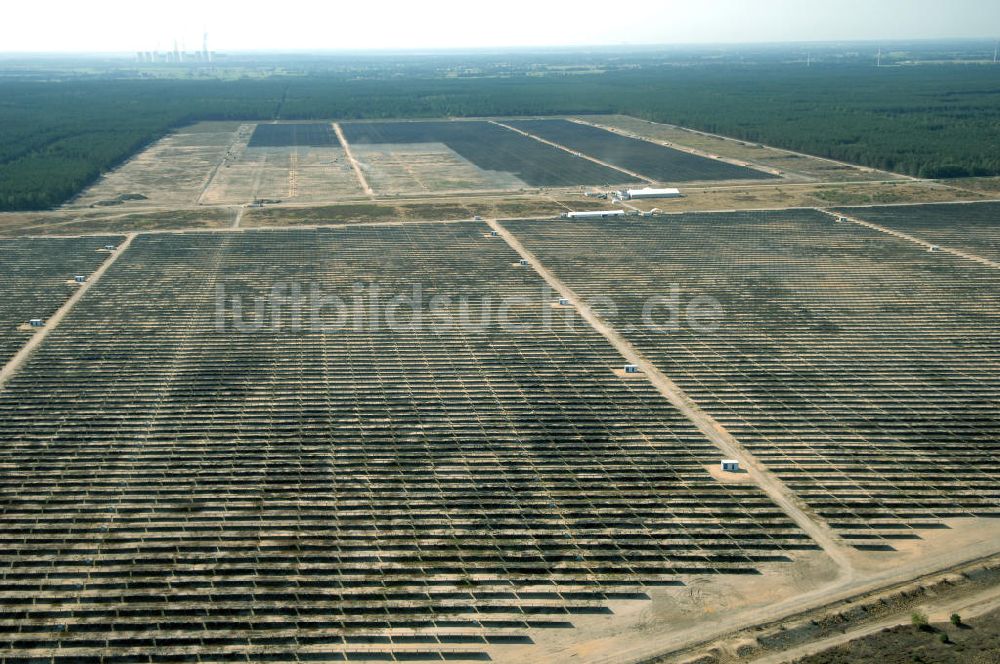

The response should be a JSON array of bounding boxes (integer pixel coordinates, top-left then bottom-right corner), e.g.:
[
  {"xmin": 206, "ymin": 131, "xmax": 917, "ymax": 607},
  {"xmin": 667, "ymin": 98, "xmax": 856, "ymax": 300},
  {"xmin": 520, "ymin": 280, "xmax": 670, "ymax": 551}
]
[{"xmin": 2, "ymin": 62, "xmax": 1000, "ymax": 210}]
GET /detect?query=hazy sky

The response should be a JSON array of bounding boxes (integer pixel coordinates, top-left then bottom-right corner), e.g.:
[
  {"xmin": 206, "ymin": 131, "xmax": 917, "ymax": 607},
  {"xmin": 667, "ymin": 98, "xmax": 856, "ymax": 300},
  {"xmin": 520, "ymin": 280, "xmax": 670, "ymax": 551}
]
[{"xmin": 3, "ymin": 0, "xmax": 1000, "ymax": 53}]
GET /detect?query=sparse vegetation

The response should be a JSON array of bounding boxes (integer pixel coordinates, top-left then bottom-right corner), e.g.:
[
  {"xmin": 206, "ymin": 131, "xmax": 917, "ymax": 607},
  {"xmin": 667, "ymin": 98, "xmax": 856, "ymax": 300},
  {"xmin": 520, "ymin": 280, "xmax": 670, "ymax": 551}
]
[{"xmin": 796, "ymin": 604, "xmax": 1000, "ymax": 664}]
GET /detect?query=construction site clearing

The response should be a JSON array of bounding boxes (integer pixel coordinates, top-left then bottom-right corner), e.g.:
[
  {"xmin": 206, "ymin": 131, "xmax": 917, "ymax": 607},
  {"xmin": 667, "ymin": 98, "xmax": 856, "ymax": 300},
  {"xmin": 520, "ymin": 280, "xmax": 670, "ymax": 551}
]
[{"xmin": 0, "ymin": 116, "xmax": 997, "ymax": 664}]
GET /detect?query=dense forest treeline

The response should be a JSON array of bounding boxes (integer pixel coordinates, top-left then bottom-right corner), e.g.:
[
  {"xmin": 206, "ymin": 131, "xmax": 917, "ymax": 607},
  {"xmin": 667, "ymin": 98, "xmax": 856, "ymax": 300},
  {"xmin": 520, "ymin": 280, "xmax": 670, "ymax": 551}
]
[
  {"xmin": 0, "ymin": 80, "xmax": 284, "ymax": 210},
  {"xmin": 2, "ymin": 63, "xmax": 999, "ymax": 210},
  {"xmin": 279, "ymin": 66, "xmax": 1000, "ymax": 178}
]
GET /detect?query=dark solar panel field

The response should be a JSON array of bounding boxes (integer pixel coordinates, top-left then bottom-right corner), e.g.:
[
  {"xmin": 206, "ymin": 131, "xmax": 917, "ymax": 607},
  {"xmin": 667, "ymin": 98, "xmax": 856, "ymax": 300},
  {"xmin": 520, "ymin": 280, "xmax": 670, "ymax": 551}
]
[
  {"xmin": 0, "ymin": 236, "xmax": 122, "ymax": 366},
  {"xmin": 504, "ymin": 210, "xmax": 1000, "ymax": 550},
  {"xmin": 341, "ymin": 121, "xmax": 639, "ymax": 188},
  {"xmin": 834, "ymin": 201, "xmax": 1000, "ymax": 263},
  {"xmin": 0, "ymin": 223, "xmax": 812, "ymax": 662},
  {"xmin": 504, "ymin": 119, "xmax": 777, "ymax": 183},
  {"xmin": 248, "ymin": 123, "xmax": 341, "ymax": 148}
]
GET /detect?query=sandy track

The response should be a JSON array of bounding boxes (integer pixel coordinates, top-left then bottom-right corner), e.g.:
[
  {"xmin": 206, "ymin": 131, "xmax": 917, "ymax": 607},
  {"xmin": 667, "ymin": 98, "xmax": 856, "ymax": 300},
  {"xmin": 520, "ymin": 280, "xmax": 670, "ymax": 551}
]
[
  {"xmin": 568, "ymin": 115, "xmax": 784, "ymax": 178},
  {"xmin": 489, "ymin": 120, "xmax": 656, "ymax": 184},
  {"xmin": 332, "ymin": 122, "xmax": 375, "ymax": 197},
  {"xmin": 196, "ymin": 123, "xmax": 253, "ymax": 205},
  {"xmin": 581, "ymin": 115, "xmax": 917, "ymax": 182},
  {"xmin": 0, "ymin": 234, "xmax": 136, "ymax": 391},
  {"xmin": 819, "ymin": 208, "xmax": 1000, "ymax": 270},
  {"xmin": 487, "ymin": 218, "xmax": 853, "ymax": 572},
  {"xmin": 486, "ymin": 217, "xmax": 1000, "ymax": 663}
]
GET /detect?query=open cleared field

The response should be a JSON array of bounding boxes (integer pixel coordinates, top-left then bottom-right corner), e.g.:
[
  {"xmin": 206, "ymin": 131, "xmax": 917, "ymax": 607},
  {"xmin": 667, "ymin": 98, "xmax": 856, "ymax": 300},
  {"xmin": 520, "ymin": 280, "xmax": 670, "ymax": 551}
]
[
  {"xmin": 0, "ymin": 223, "xmax": 822, "ymax": 663},
  {"xmin": 241, "ymin": 197, "xmax": 612, "ymax": 228},
  {"xmin": 834, "ymin": 201, "xmax": 1000, "ymax": 264},
  {"xmin": 505, "ymin": 119, "xmax": 776, "ymax": 183},
  {"xmin": 939, "ymin": 176, "xmax": 1000, "ymax": 197},
  {"xmin": 201, "ymin": 144, "xmax": 365, "ymax": 205},
  {"xmin": 582, "ymin": 115, "xmax": 904, "ymax": 183},
  {"xmin": 342, "ymin": 121, "xmax": 638, "ymax": 188},
  {"xmin": 71, "ymin": 122, "xmax": 249, "ymax": 209},
  {"xmin": 351, "ymin": 143, "xmax": 526, "ymax": 195},
  {"xmin": 69, "ymin": 121, "xmax": 366, "ymax": 211},
  {"xmin": 243, "ymin": 202, "xmax": 404, "ymax": 226},
  {"xmin": 0, "ymin": 208, "xmax": 237, "ymax": 237},
  {"xmin": 23, "ymin": 178, "xmax": 981, "ymax": 238},
  {"xmin": 247, "ymin": 123, "xmax": 341, "ymax": 148},
  {"xmin": 617, "ymin": 179, "xmax": 982, "ymax": 214},
  {"xmin": 504, "ymin": 210, "xmax": 1000, "ymax": 549},
  {"xmin": 0, "ymin": 235, "xmax": 121, "ymax": 364}
]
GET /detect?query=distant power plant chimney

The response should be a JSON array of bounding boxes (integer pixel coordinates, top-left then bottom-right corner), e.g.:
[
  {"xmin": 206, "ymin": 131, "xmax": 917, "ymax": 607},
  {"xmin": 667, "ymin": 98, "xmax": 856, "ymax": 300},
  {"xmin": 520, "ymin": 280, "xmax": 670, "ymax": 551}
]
[
  {"xmin": 203, "ymin": 32, "xmax": 210, "ymax": 62},
  {"xmin": 876, "ymin": 47, "xmax": 882, "ymax": 68},
  {"xmin": 173, "ymin": 40, "xmax": 180, "ymax": 63}
]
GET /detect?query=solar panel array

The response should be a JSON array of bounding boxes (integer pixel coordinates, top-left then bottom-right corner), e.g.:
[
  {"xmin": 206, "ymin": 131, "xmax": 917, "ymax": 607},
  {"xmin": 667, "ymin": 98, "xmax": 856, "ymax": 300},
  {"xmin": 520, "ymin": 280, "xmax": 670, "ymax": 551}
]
[
  {"xmin": 504, "ymin": 210, "xmax": 1000, "ymax": 549},
  {"xmin": 504, "ymin": 119, "xmax": 776, "ymax": 182},
  {"xmin": 340, "ymin": 122, "xmax": 637, "ymax": 188},
  {"xmin": 834, "ymin": 201, "xmax": 1000, "ymax": 264},
  {"xmin": 0, "ymin": 236, "xmax": 122, "ymax": 366},
  {"xmin": 0, "ymin": 223, "xmax": 811, "ymax": 663},
  {"xmin": 248, "ymin": 124, "xmax": 341, "ymax": 148}
]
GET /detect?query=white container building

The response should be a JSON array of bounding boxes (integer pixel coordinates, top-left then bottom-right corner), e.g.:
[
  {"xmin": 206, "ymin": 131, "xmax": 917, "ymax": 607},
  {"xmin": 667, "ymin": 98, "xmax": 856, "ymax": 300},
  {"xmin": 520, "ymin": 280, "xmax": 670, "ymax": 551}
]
[
  {"xmin": 563, "ymin": 210, "xmax": 627, "ymax": 220},
  {"xmin": 619, "ymin": 187, "xmax": 681, "ymax": 200}
]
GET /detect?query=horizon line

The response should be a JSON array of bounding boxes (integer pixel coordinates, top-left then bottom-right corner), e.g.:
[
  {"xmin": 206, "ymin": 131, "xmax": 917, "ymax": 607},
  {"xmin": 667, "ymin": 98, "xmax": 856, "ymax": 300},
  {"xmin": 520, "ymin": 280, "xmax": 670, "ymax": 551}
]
[{"xmin": 1, "ymin": 36, "xmax": 999, "ymax": 58}]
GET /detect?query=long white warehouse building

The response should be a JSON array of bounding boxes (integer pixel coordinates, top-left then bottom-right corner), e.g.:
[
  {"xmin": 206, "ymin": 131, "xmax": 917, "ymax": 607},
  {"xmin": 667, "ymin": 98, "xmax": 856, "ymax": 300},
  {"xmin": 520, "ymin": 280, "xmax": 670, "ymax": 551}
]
[
  {"xmin": 619, "ymin": 187, "xmax": 681, "ymax": 200},
  {"xmin": 562, "ymin": 210, "xmax": 627, "ymax": 219}
]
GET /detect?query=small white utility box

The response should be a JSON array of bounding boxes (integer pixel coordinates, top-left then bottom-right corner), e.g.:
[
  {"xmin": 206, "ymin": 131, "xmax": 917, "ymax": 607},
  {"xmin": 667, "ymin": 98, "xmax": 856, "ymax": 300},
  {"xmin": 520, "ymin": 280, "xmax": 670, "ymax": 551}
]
[{"xmin": 721, "ymin": 459, "xmax": 740, "ymax": 473}]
